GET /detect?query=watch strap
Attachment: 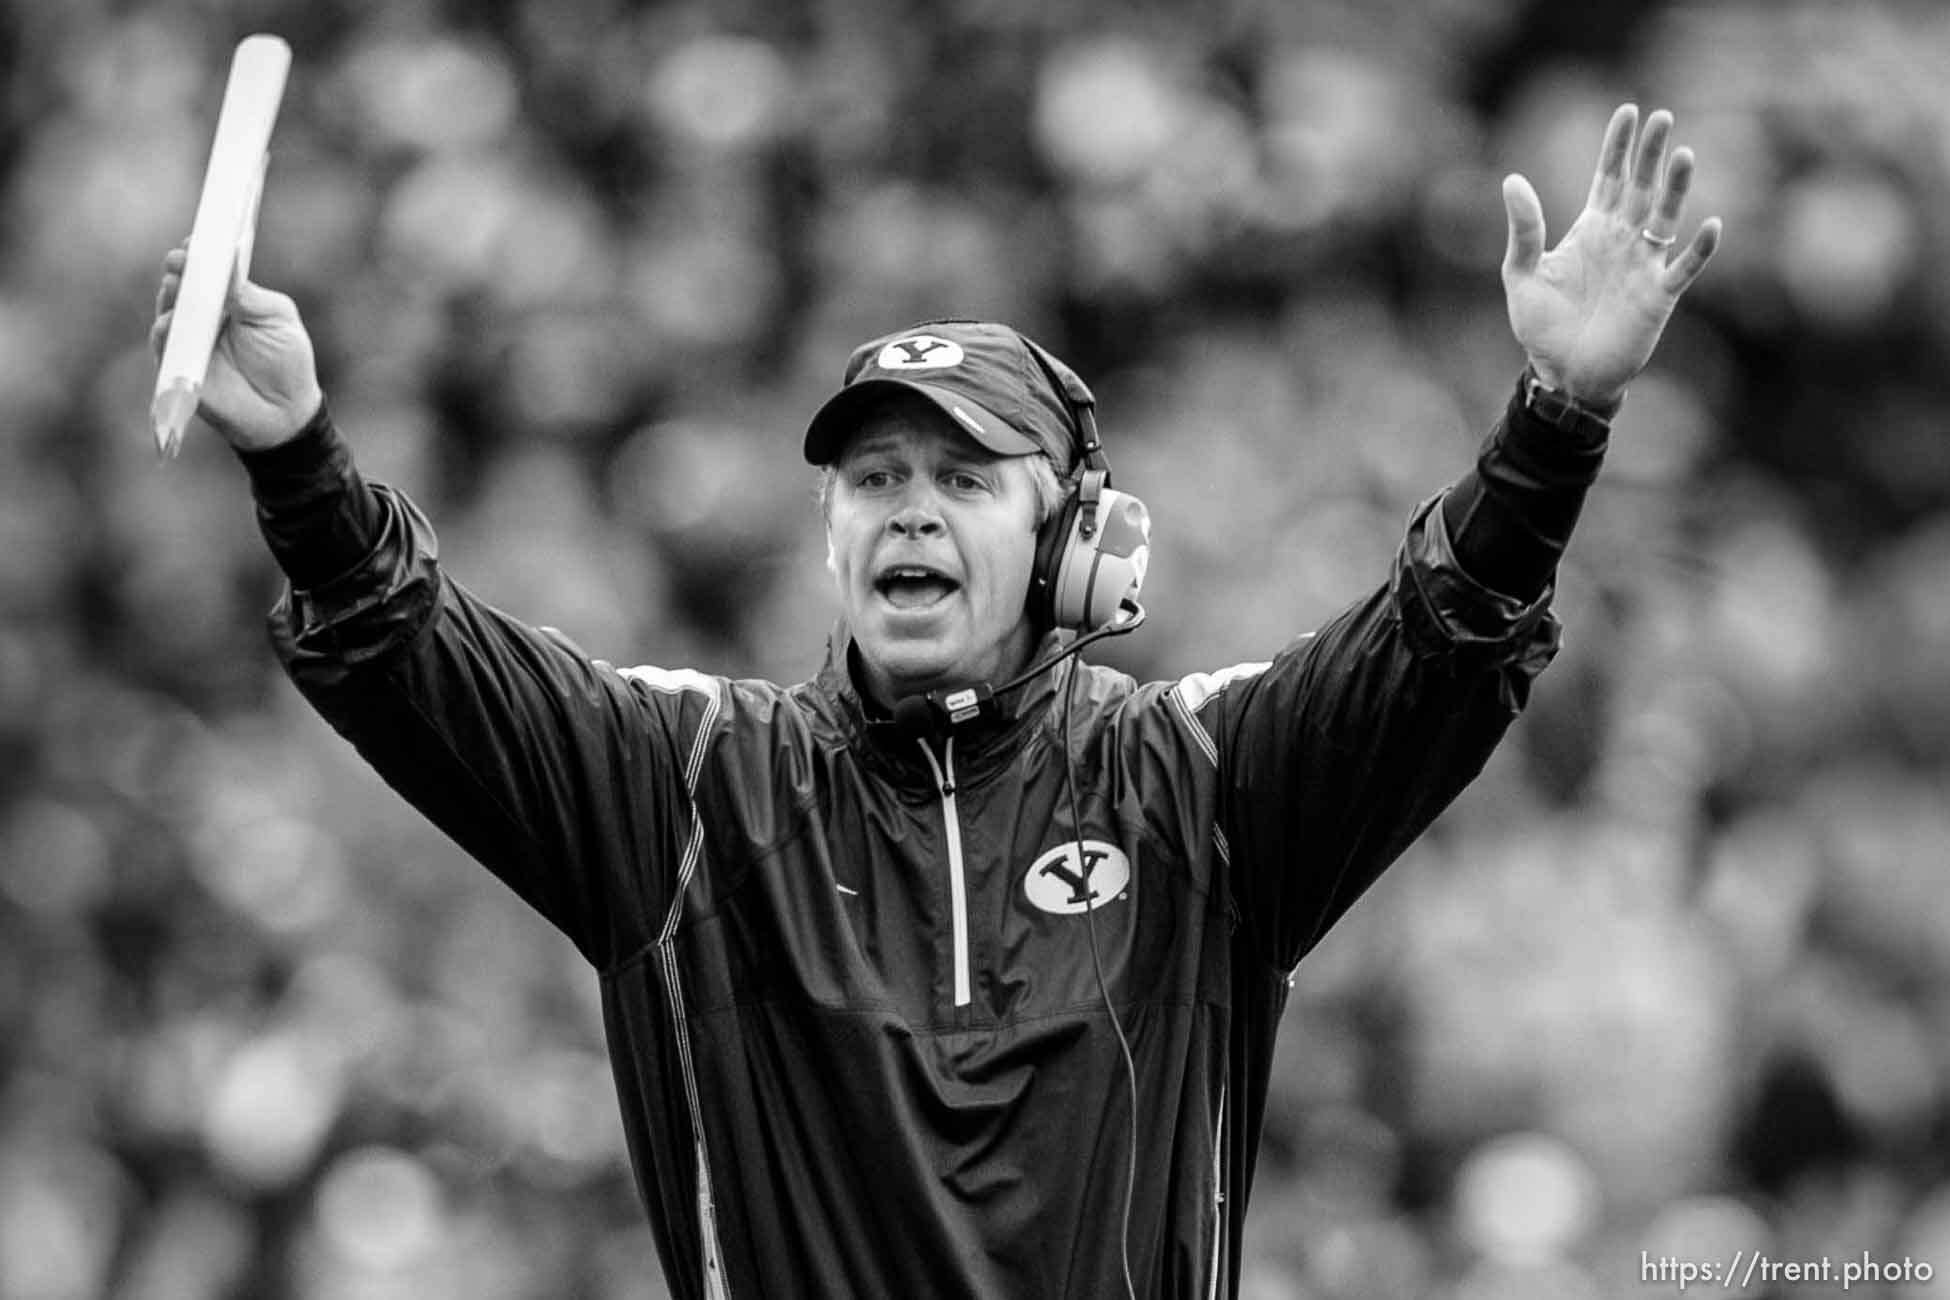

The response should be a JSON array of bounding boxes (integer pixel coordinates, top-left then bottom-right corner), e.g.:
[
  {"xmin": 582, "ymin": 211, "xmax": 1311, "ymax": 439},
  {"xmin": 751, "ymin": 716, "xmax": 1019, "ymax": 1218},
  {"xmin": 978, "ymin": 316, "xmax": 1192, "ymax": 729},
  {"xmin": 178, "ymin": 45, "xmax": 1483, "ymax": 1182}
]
[{"xmin": 1519, "ymin": 367, "xmax": 1620, "ymax": 441}]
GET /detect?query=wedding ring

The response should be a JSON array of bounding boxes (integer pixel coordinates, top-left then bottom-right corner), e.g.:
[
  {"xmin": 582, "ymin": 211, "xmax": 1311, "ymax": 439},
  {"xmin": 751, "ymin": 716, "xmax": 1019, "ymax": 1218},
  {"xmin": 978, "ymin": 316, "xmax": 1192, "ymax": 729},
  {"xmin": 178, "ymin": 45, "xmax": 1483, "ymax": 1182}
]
[{"xmin": 1640, "ymin": 228, "xmax": 1677, "ymax": 249}]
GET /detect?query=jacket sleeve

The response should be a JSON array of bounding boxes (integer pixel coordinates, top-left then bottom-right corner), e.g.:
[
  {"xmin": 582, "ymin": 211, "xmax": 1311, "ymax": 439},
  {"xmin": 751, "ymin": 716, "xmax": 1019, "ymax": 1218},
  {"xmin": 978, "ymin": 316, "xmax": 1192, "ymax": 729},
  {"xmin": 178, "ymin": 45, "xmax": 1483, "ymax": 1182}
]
[
  {"xmin": 255, "ymin": 415, "xmax": 716, "ymax": 970},
  {"xmin": 1183, "ymin": 476, "xmax": 1563, "ymax": 975}
]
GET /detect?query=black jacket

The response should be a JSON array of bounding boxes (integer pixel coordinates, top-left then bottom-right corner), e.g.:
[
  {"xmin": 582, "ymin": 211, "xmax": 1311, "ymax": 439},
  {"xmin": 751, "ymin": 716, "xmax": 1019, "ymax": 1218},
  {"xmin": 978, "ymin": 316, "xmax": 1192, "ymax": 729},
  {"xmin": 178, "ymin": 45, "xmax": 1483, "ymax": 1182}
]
[{"xmin": 259, "ymin": 393, "xmax": 1574, "ymax": 1298}]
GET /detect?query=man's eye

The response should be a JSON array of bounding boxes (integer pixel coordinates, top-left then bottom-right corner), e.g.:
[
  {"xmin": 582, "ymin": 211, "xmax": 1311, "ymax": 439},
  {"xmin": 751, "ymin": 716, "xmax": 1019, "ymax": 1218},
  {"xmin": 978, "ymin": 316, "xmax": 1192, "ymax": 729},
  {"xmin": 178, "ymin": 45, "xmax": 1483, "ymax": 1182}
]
[
  {"xmin": 946, "ymin": 471, "xmax": 987, "ymax": 492},
  {"xmin": 855, "ymin": 469, "xmax": 894, "ymax": 489}
]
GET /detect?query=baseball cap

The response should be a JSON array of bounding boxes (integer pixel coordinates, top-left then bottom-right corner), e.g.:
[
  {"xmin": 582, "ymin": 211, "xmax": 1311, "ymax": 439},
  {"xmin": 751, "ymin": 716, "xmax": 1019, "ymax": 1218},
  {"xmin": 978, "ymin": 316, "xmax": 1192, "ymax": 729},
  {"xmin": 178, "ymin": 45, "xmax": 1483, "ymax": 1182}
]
[{"xmin": 802, "ymin": 320, "xmax": 1085, "ymax": 468}]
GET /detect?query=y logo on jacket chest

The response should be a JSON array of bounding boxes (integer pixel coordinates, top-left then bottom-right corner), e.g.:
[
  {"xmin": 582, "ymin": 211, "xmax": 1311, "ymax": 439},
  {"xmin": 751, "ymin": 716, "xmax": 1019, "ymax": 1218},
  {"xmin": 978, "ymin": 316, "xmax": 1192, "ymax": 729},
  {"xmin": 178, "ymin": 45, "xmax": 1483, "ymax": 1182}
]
[{"xmin": 1023, "ymin": 841, "xmax": 1131, "ymax": 914}]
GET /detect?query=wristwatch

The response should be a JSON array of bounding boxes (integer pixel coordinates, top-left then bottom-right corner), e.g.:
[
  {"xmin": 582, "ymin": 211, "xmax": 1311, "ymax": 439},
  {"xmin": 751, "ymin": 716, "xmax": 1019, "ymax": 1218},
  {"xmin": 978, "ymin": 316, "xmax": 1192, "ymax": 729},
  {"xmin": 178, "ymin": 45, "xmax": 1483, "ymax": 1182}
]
[{"xmin": 1520, "ymin": 367, "xmax": 1620, "ymax": 441}]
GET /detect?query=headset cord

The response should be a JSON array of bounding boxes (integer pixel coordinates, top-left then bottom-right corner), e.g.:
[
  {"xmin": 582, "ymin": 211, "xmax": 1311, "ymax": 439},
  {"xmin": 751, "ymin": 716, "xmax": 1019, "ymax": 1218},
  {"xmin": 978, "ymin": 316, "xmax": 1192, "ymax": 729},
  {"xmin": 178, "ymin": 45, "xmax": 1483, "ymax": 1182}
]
[
  {"xmin": 993, "ymin": 602, "xmax": 1145, "ymax": 698},
  {"xmin": 1060, "ymin": 652, "xmax": 1141, "ymax": 1300}
]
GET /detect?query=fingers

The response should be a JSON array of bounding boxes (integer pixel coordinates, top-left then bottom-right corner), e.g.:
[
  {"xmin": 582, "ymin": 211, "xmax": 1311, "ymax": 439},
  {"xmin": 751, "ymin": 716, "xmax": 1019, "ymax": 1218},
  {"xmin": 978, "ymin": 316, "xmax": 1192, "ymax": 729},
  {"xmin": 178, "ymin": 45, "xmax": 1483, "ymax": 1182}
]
[
  {"xmin": 154, "ymin": 242, "xmax": 188, "ymax": 325},
  {"xmin": 1587, "ymin": 105, "xmax": 1715, "ymax": 288},
  {"xmin": 1661, "ymin": 216, "xmax": 1723, "ymax": 295},
  {"xmin": 149, "ymin": 310, "xmax": 170, "ymax": 361},
  {"xmin": 1585, "ymin": 104, "xmax": 1639, "ymax": 211},
  {"xmin": 1641, "ymin": 135, "xmax": 1720, "ymax": 296},
  {"xmin": 1621, "ymin": 109, "xmax": 1674, "ymax": 225},
  {"xmin": 1502, "ymin": 173, "xmax": 1546, "ymax": 278},
  {"xmin": 1649, "ymin": 146, "xmax": 1695, "ymax": 235}
]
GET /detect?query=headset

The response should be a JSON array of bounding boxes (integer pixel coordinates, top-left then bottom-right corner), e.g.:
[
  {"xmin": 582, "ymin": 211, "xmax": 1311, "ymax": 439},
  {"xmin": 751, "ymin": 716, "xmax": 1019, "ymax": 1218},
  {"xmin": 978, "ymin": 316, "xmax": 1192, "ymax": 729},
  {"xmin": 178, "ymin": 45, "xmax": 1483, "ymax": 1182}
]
[{"xmin": 1022, "ymin": 339, "xmax": 1152, "ymax": 635}]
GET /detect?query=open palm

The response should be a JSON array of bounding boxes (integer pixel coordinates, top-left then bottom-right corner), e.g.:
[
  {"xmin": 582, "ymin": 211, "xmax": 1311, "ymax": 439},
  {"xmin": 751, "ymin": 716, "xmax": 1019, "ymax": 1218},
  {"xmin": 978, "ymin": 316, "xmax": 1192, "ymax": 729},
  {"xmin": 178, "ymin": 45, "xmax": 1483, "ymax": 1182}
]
[{"xmin": 1503, "ymin": 105, "xmax": 1722, "ymax": 407}]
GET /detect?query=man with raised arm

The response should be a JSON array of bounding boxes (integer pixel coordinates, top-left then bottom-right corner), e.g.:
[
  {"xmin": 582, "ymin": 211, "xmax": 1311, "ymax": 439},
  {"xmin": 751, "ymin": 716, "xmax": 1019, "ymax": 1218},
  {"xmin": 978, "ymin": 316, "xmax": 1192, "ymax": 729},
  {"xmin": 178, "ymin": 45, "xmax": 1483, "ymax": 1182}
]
[{"xmin": 152, "ymin": 105, "xmax": 1717, "ymax": 1298}]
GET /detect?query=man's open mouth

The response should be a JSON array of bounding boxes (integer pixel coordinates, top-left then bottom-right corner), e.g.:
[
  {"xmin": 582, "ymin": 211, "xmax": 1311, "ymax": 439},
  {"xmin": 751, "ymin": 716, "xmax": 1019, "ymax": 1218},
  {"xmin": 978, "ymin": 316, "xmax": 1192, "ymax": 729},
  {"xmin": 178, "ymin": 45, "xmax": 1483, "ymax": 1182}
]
[{"xmin": 875, "ymin": 566, "xmax": 961, "ymax": 609}]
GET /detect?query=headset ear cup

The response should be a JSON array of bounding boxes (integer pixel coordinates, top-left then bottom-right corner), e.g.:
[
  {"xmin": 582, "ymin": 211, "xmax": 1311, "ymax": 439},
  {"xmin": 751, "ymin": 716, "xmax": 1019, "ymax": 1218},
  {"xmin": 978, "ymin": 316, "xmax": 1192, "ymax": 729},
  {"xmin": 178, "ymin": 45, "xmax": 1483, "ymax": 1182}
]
[
  {"xmin": 1033, "ymin": 482, "xmax": 1152, "ymax": 633},
  {"xmin": 1032, "ymin": 492, "xmax": 1080, "ymax": 629},
  {"xmin": 1053, "ymin": 488, "xmax": 1151, "ymax": 632}
]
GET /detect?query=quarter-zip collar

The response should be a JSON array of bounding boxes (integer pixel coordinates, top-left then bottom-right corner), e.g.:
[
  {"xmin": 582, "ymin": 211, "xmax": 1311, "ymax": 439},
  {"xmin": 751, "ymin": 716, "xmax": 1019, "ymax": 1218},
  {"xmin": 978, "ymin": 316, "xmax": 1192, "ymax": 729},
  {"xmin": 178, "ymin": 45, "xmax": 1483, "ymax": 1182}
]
[{"xmin": 806, "ymin": 622, "xmax": 1069, "ymax": 796}]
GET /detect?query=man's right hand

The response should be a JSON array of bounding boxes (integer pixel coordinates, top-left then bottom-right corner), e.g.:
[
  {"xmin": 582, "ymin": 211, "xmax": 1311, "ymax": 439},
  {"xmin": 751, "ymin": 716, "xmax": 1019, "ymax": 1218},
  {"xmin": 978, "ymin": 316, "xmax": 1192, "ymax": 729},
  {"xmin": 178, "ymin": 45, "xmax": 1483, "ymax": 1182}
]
[{"xmin": 150, "ymin": 245, "xmax": 325, "ymax": 451}]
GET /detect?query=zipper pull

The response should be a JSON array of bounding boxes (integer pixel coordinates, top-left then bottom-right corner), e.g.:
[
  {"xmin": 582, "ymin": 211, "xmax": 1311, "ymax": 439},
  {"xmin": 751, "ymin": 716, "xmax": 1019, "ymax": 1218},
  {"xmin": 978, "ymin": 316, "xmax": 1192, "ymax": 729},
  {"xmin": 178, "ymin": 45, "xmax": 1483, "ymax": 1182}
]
[{"xmin": 913, "ymin": 736, "xmax": 957, "ymax": 798}]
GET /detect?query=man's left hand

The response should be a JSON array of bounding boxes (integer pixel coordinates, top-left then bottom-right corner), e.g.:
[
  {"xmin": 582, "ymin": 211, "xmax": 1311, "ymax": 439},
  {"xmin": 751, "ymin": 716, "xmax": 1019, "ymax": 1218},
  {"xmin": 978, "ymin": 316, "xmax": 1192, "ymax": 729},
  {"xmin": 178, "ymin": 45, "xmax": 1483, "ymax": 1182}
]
[{"xmin": 1501, "ymin": 103, "xmax": 1722, "ymax": 408}]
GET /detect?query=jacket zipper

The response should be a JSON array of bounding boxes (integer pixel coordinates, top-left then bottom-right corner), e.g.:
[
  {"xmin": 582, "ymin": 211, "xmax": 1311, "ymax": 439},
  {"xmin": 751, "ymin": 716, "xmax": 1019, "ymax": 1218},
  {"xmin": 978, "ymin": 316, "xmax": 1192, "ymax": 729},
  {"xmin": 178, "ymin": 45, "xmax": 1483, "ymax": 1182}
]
[{"xmin": 915, "ymin": 736, "xmax": 971, "ymax": 1007}]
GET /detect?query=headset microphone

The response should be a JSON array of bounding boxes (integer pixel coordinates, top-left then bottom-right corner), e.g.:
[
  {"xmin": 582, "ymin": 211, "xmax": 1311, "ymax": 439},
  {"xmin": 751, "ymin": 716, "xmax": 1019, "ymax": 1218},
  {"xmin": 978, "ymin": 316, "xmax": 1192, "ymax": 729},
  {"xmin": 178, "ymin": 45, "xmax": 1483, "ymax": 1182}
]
[
  {"xmin": 889, "ymin": 601, "xmax": 1145, "ymax": 733},
  {"xmin": 889, "ymin": 685, "xmax": 991, "ymax": 733}
]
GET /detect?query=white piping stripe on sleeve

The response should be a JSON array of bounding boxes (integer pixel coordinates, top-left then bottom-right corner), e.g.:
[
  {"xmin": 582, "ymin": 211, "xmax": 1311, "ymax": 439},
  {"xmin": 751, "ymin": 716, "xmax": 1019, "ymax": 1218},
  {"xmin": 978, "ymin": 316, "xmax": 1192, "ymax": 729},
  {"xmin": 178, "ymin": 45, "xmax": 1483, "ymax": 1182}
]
[
  {"xmin": 1206, "ymin": 1080, "xmax": 1227, "ymax": 1300},
  {"xmin": 649, "ymin": 672, "xmax": 721, "ymax": 941},
  {"xmin": 1169, "ymin": 688, "xmax": 1218, "ymax": 769},
  {"xmin": 619, "ymin": 665, "xmax": 721, "ymax": 899},
  {"xmin": 1212, "ymin": 824, "xmax": 1231, "ymax": 870},
  {"xmin": 659, "ymin": 943, "xmax": 732, "ymax": 1297},
  {"xmin": 632, "ymin": 672, "xmax": 732, "ymax": 1297},
  {"xmin": 1171, "ymin": 660, "xmax": 1271, "ymax": 713},
  {"xmin": 696, "ymin": 1138, "xmax": 732, "ymax": 1300},
  {"xmin": 618, "ymin": 663, "xmax": 719, "ymax": 697},
  {"xmin": 659, "ymin": 816, "xmax": 709, "ymax": 945},
  {"xmin": 683, "ymin": 714, "xmax": 713, "ymax": 799},
  {"xmin": 1168, "ymin": 661, "xmax": 1270, "ymax": 769}
]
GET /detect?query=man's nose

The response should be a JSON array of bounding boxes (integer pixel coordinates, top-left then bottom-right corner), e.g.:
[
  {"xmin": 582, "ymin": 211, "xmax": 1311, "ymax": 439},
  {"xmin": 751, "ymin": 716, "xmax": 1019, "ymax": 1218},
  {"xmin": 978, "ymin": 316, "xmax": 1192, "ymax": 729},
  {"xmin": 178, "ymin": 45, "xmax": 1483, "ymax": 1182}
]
[{"xmin": 887, "ymin": 490, "xmax": 945, "ymax": 537}]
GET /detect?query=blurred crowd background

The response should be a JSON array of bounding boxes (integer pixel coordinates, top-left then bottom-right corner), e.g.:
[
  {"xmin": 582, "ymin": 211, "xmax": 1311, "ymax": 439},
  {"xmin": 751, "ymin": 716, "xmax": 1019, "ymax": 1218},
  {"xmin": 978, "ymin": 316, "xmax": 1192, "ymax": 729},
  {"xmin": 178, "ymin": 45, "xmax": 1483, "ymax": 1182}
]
[{"xmin": 4, "ymin": 0, "xmax": 1950, "ymax": 1296}]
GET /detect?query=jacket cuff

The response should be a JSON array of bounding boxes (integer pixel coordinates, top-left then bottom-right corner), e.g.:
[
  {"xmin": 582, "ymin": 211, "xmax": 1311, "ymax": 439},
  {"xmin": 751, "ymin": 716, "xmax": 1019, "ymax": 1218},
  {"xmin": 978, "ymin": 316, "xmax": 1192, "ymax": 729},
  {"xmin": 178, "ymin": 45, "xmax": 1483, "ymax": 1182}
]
[
  {"xmin": 1437, "ymin": 376, "xmax": 1612, "ymax": 601},
  {"xmin": 1501, "ymin": 375, "xmax": 1610, "ymax": 488},
  {"xmin": 240, "ymin": 400, "xmax": 392, "ymax": 592},
  {"xmin": 236, "ymin": 398, "xmax": 340, "ymax": 507}
]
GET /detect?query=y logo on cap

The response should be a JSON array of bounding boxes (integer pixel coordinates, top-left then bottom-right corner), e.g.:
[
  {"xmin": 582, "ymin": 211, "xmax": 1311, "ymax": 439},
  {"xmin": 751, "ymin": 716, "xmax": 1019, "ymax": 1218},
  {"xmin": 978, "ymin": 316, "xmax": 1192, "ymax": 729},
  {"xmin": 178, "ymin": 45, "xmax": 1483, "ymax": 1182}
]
[
  {"xmin": 878, "ymin": 334, "xmax": 965, "ymax": 371},
  {"xmin": 1024, "ymin": 840, "xmax": 1131, "ymax": 914}
]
